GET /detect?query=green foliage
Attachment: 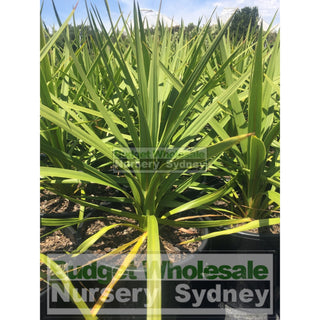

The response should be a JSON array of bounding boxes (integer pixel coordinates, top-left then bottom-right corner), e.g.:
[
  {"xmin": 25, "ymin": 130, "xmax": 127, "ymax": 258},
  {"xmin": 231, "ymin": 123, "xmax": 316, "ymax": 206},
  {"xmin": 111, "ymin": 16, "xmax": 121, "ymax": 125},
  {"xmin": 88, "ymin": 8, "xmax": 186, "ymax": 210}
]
[
  {"xmin": 229, "ymin": 6, "xmax": 259, "ymax": 41},
  {"xmin": 211, "ymin": 28, "xmax": 280, "ymax": 219},
  {"xmin": 40, "ymin": 2, "xmax": 280, "ymax": 318}
]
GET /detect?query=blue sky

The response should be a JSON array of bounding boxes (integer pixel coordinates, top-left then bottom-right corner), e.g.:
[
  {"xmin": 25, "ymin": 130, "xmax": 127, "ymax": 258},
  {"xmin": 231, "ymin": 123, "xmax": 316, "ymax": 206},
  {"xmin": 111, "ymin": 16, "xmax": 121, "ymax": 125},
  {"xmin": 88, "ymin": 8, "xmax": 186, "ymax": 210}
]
[{"xmin": 41, "ymin": 0, "xmax": 280, "ymax": 29}]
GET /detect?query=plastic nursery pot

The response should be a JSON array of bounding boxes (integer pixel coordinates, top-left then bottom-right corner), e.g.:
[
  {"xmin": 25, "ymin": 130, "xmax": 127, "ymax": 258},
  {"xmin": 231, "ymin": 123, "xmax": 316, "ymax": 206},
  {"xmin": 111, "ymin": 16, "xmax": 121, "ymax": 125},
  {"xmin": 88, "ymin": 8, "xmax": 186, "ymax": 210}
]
[
  {"xmin": 207, "ymin": 225, "xmax": 279, "ymax": 253},
  {"xmin": 223, "ymin": 304, "xmax": 272, "ymax": 320},
  {"xmin": 207, "ymin": 224, "xmax": 280, "ymax": 320},
  {"xmin": 41, "ymin": 224, "xmax": 79, "ymax": 319},
  {"xmin": 41, "ymin": 213, "xmax": 210, "ymax": 320},
  {"xmin": 92, "ymin": 235, "xmax": 210, "ymax": 320}
]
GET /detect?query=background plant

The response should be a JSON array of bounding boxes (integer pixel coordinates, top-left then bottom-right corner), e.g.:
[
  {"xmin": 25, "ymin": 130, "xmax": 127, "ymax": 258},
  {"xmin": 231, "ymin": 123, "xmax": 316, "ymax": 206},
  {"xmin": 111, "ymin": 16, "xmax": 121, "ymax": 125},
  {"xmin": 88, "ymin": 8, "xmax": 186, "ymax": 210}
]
[
  {"xmin": 229, "ymin": 6, "xmax": 259, "ymax": 41},
  {"xmin": 203, "ymin": 23, "xmax": 280, "ymax": 221}
]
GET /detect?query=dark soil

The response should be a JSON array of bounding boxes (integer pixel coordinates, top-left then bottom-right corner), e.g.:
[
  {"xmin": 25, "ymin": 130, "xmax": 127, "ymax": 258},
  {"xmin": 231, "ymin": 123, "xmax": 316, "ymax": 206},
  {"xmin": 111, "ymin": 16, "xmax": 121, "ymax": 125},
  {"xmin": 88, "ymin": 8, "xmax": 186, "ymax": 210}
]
[
  {"xmin": 270, "ymin": 223, "xmax": 280, "ymax": 234},
  {"xmin": 40, "ymin": 189, "xmax": 80, "ymax": 214},
  {"xmin": 40, "ymin": 189, "xmax": 204, "ymax": 257},
  {"xmin": 40, "ymin": 228, "xmax": 76, "ymax": 253},
  {"xmin": 40, "ymin": 189, "xmax": 80, "ymax": 254},
  {"xmin": 40, "ymin": 188, "xmax": 206, "ymax": 292},
  {"xmin": 80, "ymin": 216, "xmax": 202, "ymax": 258}
]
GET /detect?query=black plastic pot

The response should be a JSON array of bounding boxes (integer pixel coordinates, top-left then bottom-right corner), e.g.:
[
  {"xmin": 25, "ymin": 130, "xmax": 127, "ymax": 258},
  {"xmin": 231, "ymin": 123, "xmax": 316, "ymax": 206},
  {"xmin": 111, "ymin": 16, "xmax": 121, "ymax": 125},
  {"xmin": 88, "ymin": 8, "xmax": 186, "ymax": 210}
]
[
  {"xmin": 207, "ymin": 227, "xmax": 279, "ymax": 253},
  {"xmin": 207, "ymin": 226, "xmax": 280, "ymax": 319},
  {"xmin": 41, "ymin": 225, "xmax": 78, "ymax": 318},
  {"xmin": 40, "ymin": 215, "xmax": 210, "ymax": 320}
]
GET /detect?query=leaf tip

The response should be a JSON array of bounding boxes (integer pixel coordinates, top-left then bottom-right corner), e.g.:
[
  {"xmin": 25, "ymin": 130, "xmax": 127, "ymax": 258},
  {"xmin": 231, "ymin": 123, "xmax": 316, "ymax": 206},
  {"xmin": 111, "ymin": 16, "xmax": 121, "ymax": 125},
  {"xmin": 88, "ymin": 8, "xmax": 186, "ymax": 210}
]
[{"xmin": 73, "ymin": 0, "xmax": 79, "ymax": 11}]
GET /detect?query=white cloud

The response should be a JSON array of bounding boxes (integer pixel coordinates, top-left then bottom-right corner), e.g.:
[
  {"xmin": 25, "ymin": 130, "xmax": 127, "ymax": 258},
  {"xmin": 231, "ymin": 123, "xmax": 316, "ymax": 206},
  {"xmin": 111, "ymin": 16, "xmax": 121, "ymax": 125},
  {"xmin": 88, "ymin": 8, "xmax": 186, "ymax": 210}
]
[
  {"xmin": 118, "ymin": 0, "xmax": 218, "ymax": 25},
  {"xmin": 219, "ymin": 8, "xmax": 237, "ymax": 23},
  {"xmin": 255, "ymin": 0, "xmax": 280, "ymax": 19},
  {"xmin": 116, "ymin": 0, "xmax": 280, "ymax": 26},
  {"xmin": 163, "ymin": 1, "xmax": 219, "ymax": 25}
]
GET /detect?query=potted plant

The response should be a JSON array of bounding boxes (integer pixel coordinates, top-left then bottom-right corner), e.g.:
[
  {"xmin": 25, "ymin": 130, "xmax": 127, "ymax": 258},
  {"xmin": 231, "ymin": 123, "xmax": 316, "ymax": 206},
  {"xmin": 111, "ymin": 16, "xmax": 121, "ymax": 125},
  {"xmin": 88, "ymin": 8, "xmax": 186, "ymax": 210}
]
[
  {"xmin": 40, "ymin": 2, "xmax": 279, "ymax": 319},
  {"xmin": 178, "ymin": 20, "xmax": 280, "ymax": 248},
  {"xmin": 177, "ymin": 18, "xmax": 280, "ymax": 320}
]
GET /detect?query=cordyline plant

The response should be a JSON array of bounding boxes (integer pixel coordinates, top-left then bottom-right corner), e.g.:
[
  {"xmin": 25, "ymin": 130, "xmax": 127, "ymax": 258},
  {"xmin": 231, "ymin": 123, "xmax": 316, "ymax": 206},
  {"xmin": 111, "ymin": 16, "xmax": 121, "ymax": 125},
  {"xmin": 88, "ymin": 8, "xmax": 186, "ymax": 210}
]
[
  {"xmin": 204, "ymin": 21, "xmax": 280, "ymax": 221},
  {"xmin": 40, "ymin": 1, "xmax": 279, "ymax": 319}
]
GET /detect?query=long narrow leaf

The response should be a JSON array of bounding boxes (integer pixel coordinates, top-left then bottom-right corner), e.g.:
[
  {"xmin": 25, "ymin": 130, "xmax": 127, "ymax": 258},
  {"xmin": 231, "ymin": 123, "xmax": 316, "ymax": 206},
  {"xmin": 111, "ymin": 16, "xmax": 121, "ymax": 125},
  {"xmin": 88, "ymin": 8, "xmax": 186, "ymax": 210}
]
[
  {"xmin": 179, "ymin": 217, "xmax": 280, "ymax": 244},
  {"xmin": 40, "ymin": 253, "xmax": 96, "ymax": 320},
  {"xmin": 72, "ymin": 223, "xmax": 143, "ymax": 256},
  {"xmin": 91, "ymin": 233, "xmax": 147, "ymax": 317},
  {"xmin": 40, "ymin": 3, "xmax": 78, "ymax": 61},
  {"xmin": 146, "ymin": 215, "xmax": 161, "ymax": 320}
]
